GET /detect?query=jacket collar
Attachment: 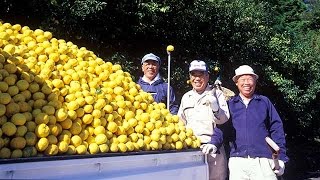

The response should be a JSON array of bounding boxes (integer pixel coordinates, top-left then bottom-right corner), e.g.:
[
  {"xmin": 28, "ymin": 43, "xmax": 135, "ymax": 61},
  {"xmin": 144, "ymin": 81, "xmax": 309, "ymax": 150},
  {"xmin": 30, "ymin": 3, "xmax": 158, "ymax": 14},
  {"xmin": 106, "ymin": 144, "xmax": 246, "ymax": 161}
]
[
  {"xmin": 138, "ymin": 76, "xmax": 164, "ymax": 85},
  {"xmin": 230, "ymin": 94, "xmax": 262, "ymax": 103},
  {"xmin": 186, "ymin": 84, "xmax": 212, "ymax": 98}
]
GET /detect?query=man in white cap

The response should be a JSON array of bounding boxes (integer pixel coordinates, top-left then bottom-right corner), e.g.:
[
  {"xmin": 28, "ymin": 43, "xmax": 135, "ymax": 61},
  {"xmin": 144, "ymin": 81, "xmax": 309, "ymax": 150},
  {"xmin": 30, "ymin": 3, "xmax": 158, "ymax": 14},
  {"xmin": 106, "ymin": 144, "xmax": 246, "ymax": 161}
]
[
  {"xmin": 178, "ymin": 60, "xmax": 230, "ymax": 180},
  {"xmin": 138, "ymin": 53, "xmax": 178, "ymax": 114},
  {"xmin": 203, "ymin": 65, "xmax": 289, "ymax": 179}
]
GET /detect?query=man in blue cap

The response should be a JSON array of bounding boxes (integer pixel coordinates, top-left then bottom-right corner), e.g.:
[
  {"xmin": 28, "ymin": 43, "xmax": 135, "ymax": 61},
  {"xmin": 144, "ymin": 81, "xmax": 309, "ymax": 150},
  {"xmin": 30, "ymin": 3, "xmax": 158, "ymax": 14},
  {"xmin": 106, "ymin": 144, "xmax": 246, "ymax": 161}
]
[{"xmin": 137, "ymin": 53, "xmax": 178, "ymax": 114}]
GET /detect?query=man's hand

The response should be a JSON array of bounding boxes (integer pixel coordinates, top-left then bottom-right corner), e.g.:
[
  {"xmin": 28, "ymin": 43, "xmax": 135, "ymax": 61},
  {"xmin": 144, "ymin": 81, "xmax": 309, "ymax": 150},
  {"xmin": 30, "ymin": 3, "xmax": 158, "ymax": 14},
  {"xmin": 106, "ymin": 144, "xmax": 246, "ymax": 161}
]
[
  {"xmin": 200, "ymin": 144, "xmax": 217, "ymax": 155},
  {"xmin": 271, "ymin": 160, "xmax": 285, "ymax": 176},
  {"xmin": 214, "ymin": 79, "xmax": 222, "ymax": 86},
  {"xmin": 205, "ymin": 95, "xmax": 219, "ymax": 112}
]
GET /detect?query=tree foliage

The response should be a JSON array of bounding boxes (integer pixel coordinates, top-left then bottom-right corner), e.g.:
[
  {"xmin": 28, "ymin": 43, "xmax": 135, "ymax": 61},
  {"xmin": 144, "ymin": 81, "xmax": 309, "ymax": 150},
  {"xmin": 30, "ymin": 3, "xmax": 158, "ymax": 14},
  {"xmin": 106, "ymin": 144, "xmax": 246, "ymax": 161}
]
[{"xmin": 1, "ymin": 0, "xmax": 320, "ymax": 175}]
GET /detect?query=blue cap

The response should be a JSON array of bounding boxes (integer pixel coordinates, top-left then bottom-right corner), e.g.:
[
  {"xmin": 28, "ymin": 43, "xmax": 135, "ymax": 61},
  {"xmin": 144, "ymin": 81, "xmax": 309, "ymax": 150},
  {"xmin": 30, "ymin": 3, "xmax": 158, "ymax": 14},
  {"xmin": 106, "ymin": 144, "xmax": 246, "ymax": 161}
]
[{"xmin": 141, "ymin": 53, "xmax": 161, "ymax": 65}]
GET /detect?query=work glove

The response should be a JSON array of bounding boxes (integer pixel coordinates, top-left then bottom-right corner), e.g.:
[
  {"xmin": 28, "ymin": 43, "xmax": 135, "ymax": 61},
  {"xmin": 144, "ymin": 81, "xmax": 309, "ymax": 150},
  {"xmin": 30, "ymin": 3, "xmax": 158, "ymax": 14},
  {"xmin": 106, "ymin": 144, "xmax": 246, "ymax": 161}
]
[
  {"xmin": 200, "ymin": 144, "xmax": 217, "ymax": 155},
  {"xmin": 214, "ymin": 79, "xmax": 222, "ymax": 86},
  {"xmin": 213, "ymin": 79, "xmax": 223, "ymax": 98},
  {"xmin": 271, "ymin": 160, "xmax": 285, "ymax": 176},
  {"xmin": 205, "ymin": 94, "xmax": 219, "ymax": 112}
]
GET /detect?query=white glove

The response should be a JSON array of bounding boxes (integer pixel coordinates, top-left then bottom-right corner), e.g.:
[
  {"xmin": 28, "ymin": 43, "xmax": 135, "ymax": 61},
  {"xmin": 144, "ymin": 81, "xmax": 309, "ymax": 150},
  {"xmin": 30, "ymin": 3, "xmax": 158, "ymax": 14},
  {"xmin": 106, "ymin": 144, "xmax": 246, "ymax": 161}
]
[
  {"xmin": 214, "ymin": 79, "xmax": 222, "ymax": 86},
  {"xmin": 200, "ymin": 144, "xmax": 217, "ymax": 155},
  {"xmin": 205, "ymin": 95, "xmax": 219, "ymax": 112},
  {"xmin": 272, "ymin": 160, "xmax": 285, "ymax": 176}
]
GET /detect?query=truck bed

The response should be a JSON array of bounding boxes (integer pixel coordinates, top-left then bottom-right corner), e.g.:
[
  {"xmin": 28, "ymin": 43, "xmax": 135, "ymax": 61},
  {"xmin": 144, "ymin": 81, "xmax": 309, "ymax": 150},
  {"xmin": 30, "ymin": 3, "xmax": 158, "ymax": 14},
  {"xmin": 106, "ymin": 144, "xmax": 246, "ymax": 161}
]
[{"xmin": 0, "ymin": 149, "xmax": 208, "ymax": 180}]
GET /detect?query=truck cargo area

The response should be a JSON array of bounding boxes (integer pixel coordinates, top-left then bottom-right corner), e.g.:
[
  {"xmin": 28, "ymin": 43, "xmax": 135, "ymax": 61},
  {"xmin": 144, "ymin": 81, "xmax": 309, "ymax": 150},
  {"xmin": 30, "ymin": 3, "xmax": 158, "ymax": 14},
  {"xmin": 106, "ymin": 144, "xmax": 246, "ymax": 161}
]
[{"xmin": 0, "ymin": 149, "xmax": 208, "ymax": 180}]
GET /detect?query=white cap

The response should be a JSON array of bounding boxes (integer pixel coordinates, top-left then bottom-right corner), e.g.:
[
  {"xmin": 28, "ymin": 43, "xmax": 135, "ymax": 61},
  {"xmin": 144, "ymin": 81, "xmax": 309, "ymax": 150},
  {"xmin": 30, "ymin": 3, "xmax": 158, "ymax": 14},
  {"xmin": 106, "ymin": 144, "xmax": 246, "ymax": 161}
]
[
  {"xmin": 232, "ymin": 65, "xmax": 259, "ymax": 82},
  {"xmin": 141, "ymin": 53, "xmax": 161, "ymax": 64},
  {"xmin": 189, "ymin": 60, "xmax": 208, "ymax": 72}
]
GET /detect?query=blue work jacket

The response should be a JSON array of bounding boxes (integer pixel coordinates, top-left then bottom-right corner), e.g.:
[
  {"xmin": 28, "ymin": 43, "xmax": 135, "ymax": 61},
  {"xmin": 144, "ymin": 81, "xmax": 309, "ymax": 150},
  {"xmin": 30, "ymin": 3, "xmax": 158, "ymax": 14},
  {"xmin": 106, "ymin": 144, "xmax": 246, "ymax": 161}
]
[{"xmin": 212, "ymin": 94, "xmax": 289, "ymax": 162}]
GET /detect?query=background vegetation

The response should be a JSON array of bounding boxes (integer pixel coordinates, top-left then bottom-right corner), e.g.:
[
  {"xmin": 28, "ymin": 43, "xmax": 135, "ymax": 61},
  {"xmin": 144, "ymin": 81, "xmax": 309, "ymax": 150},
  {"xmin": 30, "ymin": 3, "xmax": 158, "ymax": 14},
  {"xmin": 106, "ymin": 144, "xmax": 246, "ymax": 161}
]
[{"xmin": 1, "ymin": 0, "xmax": 319, "ymax": 179}]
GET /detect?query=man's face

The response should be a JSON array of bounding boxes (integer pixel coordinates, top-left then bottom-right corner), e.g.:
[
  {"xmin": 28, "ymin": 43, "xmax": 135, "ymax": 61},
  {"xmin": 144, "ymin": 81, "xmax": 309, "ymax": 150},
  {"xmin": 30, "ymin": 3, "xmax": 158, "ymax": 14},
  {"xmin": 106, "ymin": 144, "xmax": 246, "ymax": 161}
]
[
  {"xmin": 142, "ymin": 60, "xmax": 160, "ymax": 80},
  {"xmin": 189, "ymin": 70, "xmax": 209, "ymax": 93},
  {"xmin": 235, "ymin": 74, "xmax": 256, "ymax": 98}
]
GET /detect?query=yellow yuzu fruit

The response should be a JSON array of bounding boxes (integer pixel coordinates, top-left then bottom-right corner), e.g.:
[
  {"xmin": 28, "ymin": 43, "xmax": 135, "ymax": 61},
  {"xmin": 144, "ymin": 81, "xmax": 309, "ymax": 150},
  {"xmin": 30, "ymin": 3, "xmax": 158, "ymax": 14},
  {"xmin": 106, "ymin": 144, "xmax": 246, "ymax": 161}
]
[
  {"xmin": 88, "ymin": 143, "xmax": 100, "ymax": 154},
  {"xmin": 150, "ymin": 141, "xmax": 159, "ymax": 150},
  {"xmin": 91, "ymin": 118, "xmax": 102, "ymax": 128},
  {"xmin": 134, "ymin": 124, "xmax": 144, "ymax": 134},
  {"xmin": 55, "ymin": 108, "xmax": 68, "ymax": 122},
  {"xmin": 47, "ymin": 134, "xmax": 58, "ymax": 144},
  {"xmin": 25, "ymin": 121, "xmax": 37, "ymax": 132},
  {"xmin": 57, "ymin": 141, "xmax": 69, "ymax": 153},
  {"xmin": 70, "ymin": 135, "xmax": 82, "ymax": 147},
  {"xmin": 92, "ymin": 109, "xmax": 102, "ymax": 119},
  {"xmin": 11, "ymin": 149, "xmax": 23, "ymax": 158},
  {"xmin": 146, "ymin": 121, "xmax": 155, "ymax": 131},
  {"xmin": 93, "ymin": 126, "xmax": 105, "ymax": 136},
  {"xmin": 13, "ymin": 94, "xmax": 26, "ymax": 102},
  {"xmin": 99, "ymin": 144, "xmax": 109, "ymax": 153},
  {"xmin": 126, "ymin": 141, "xmax": 135, "ymax": 151},
  {"xmin": 105, "ymin": 131, "xmax": 113, "ymax": 140},
  {"xmin": 0, "ymin": 147, "xmax": 11, "ymax": 158},
  {"xmin": 84, "ymin": 96, "xmax": 95, "ymax": 105},
  {"xmin": 60, "ymin": 118, "xmax": 72, "ymax": 129},
  {"xmin": 150, "ymin": 132, "xmax": 160, "ymax": 142},
  {"xmin": 107, "ymin": 121, "xmax": 118, "ymax": 133},
  {"xmin": 66, "ymin": 145, "xmax": 76, "ymax": 155},
  {"xmin": 48, "ymin": 115, "xmax": 57, "ymax": 125},
  {"xmin": 0, "ymin": 82, "xmax": 9, "ymax": 92},
  {"xmin": 7, "ymin": 86, "xmax": 19, "ymax": 96},
  {"xmin": 118, "ymin": 142, "xmax": 127, "ymax": 153},
  {"xmin": 35, "ymin": 113, "xmax": 49, "ymax": 125},
  {"xmin": 185, "ymin": 137, "xmax": 193, "ymax": 146},
  {"xmin": 48, "ymin": 124, "xmax": 60, "ymax": 137},
  {"xmin": 95, "ymin": 134, "xmax": 107, "ymax": 145},
  {"xmin": 136, "ymin": 139, "xmax": 144, "ymax": 148},
  {"xmin": 139, "ymin": 113, "xmax": 149, "ymax": 124},
  {"xmin": 75, "ymin": 144, "xmax": 87, "ymax": 155},
  {"xmin": 15, "ymin": 125, "xmax": 27, "ymax": 137},
  {"xmin": 83, "ymin": 105, "xmax": 93, "ymax": 113},
  {"xmin": 10, "ymin": 136, "xmax": 26, "ymax": 149},
  {"xmin": 16, "ymin": 80, "xmax": 29, "ymax": 91},
  {"xmin": 22, "ymin": 146, "xmax": 37, "ymax": 158},
  {"xmin": 0, "ymin": 116, "xmax": 7, "ymax": 126},
  {"xmin": 103, "ymin": 105, "xmax": 113, "ymax": 114},
  {"xmin": 171, "ymin": 133, "xmax": 179, "ymax": 142},
  {"xmin": 2, "ymin": 122, "xmax": 17, "ymax": 136},
  {"xmin": 109, "ymin": 142, "xmax": 119, "ymax": 152},
  {"xmin": 0, "ymin": 93, "xmax": 11, "ymax": 105},
  {"xmin": 118, "ymin": 134, "xmax": 128, "ymax": 143},
  {"xmin": 29, "ymin": 82, "xmax": 41, "ymax": 93},
  {"xmin": 70, "ymin": 122, "xmax": 82, "ymax": 135},
  {"xmin": 82, "ymin": 114, "xmax": 93, "ymax": 124},
  {"xmin": 142, "ymin": 128, "xmax": 150, "ymax": 136},
  {"xmin": 78, "ymin": 129, "xmax": 89, "ymax": 141},
  {"xmin": 42, "ymin": 105, "xmax": 55, "ymax": 115},
  {"xmin": 36, "ymin": 137, "xmax": 49, "ymax": 151},
  {"xmin": 45, "ymin": 144, "xmax": 59, "ymax": 155},
  {"xmin": 35, "ymin": 124, "xmax": 50, "ymax": 138}
]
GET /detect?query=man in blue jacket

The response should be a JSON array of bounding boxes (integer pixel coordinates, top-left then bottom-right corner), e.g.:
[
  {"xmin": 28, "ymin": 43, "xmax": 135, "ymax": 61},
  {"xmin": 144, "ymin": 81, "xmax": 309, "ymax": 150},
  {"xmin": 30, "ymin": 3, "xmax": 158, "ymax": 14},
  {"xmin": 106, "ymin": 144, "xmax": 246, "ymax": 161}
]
[
  {"xmin": 201, "ymin": 65, "xmax": 289, "ymax": 180},
  {"xmin": 137, "ymin": 53, "xmax": 178, "ymax": 114}
]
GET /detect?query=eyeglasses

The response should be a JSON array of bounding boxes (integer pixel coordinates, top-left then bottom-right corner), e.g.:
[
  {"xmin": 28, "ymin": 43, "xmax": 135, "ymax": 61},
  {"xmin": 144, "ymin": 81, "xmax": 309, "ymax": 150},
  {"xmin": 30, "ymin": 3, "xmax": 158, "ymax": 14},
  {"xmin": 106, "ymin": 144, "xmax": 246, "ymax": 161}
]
[{"xmin": 190, "ymin": 71, "xmax": 207, "ymax": 78}]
